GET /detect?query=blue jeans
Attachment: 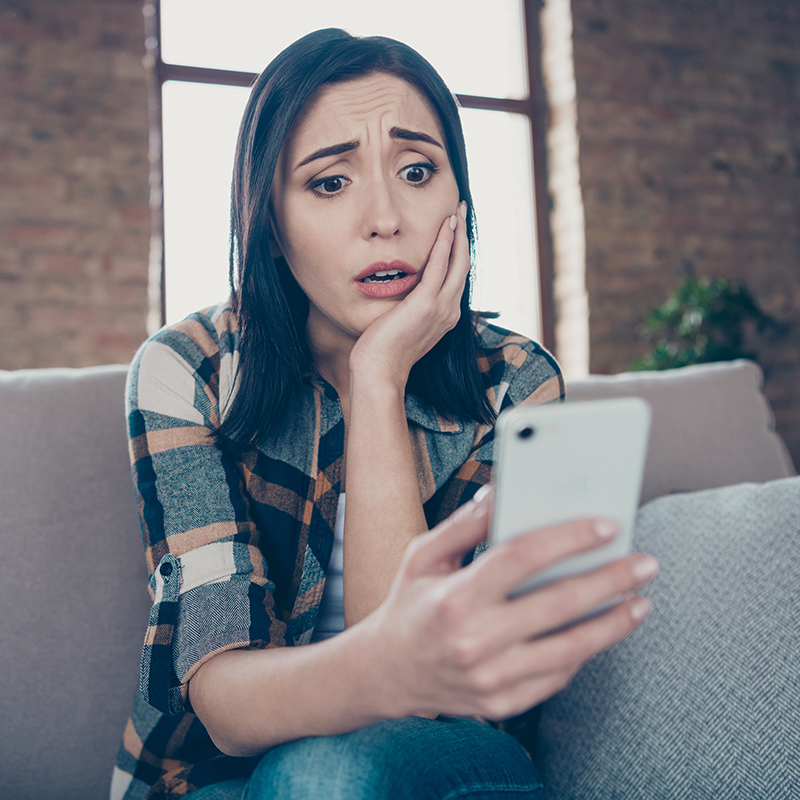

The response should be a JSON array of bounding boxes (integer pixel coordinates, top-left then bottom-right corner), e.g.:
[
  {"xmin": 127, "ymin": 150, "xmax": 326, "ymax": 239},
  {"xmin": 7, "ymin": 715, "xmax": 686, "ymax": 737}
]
[{"xmin": 188, "ymin": 716, "xmax": 543, "ymax": 799}]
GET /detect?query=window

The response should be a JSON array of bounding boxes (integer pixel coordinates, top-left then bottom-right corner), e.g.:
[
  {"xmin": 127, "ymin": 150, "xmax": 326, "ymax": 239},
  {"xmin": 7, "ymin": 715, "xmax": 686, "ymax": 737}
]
[{"xmin": 146, "ymin": 0, "xmax": 553, "ymax": 346}]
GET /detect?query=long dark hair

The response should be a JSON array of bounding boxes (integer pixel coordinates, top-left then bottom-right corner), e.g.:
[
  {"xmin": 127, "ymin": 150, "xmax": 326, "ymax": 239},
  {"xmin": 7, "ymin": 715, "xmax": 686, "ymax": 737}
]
[{"xmin": 220, "ymin": 28, "xmax": 496, "ymax": 448}]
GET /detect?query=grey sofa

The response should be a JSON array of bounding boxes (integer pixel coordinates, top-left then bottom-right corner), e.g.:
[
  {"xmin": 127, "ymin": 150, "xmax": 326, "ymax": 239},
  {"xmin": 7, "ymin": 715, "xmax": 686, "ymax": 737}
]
[{"xmin": 0, "ymin": 359, "xmax": 797, "ymax": 800}]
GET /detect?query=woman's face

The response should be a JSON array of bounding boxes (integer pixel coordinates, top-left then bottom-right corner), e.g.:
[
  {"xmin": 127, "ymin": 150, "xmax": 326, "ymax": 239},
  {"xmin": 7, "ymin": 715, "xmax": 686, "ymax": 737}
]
[{"xmin": 270, "ymin": 73, "xmax": 460, "ymax": 356}]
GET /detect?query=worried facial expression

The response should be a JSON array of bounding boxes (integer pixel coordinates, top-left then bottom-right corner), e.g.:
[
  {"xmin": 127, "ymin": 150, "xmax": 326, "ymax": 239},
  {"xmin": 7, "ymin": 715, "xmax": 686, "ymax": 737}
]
[{"xmin": 270, "ymin": 73, "xmax": 460, "ymax": 356}]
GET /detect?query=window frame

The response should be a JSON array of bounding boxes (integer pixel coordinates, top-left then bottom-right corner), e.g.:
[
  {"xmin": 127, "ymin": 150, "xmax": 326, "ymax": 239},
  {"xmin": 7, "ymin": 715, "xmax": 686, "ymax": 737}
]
[{"xmin": 143, "ymin": 0, "xmax": 555, "ymax": 350}]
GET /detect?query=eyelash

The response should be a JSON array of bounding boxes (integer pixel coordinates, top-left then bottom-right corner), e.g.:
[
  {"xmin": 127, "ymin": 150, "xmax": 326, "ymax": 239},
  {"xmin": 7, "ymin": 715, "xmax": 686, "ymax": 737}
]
[
  {"xmin": 400, "ymin": 161, "xmax": 440, "ymax": 186},
  {"xmin": 308, "ymin": 160, "xmax": 440, "ymax": 198}
]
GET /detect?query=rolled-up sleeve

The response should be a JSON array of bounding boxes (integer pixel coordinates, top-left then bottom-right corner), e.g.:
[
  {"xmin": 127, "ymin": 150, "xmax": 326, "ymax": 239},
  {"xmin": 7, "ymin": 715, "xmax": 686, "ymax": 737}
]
[{"xmin": 127, "ymin": 325, "xmax": 286, "ymax": 716}]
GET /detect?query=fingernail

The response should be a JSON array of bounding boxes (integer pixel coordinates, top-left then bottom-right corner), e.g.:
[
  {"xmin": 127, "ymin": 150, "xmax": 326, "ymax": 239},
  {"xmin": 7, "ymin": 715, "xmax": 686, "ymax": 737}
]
[
  {"xmin": 632, "ymin": 556, "xmax": 660, "ymax": 582},
  {"xmin": 449, "ymin": 214, "xmax": 457, "ymax": 231},
  {"xmin": 460, "ymin": 201, "xmax": 467, "ymax": 219},
  {"xmin": 630, "ymin": 597, "xmax": 653, "ymax": 621},
  {"xmin": 474, "ymin": 485, "xmax": 491, "ymax": 503},
  {"xmin": 594, "ymin": 519, "xmax": 618, "ymax": 539},
  {"xmin": 472, "ymin": 485, "xmax": 492, "ymax": 518}
]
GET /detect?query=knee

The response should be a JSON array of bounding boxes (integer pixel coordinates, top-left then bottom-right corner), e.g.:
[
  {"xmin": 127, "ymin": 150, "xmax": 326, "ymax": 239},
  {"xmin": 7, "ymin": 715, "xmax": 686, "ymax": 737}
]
[{"xmin": 243, "ymin": 735, "xmax": 384, "ymax": 800}]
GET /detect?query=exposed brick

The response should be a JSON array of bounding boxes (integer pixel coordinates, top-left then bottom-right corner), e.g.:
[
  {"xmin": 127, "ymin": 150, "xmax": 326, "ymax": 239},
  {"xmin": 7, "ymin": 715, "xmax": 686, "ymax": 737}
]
[
  {"xmin": 0, "ymin": 248, "xmax": 22, "ymax": 276},
  {"xmin": 33, "ymin": 253, "xmax": 84, "ymax": 275},
  {"xmin": 0, "ymin": 0, "xmax": 149, "ymax": 369},
  {"xmin": 108, "ymin": 254, "xmax": 147, "ymax": 279},
  {"xmin": 549, "ymin": 0, "xmax": 800, "ymax": 466},
  {"xmin": 118, "ymin": 204, "xmax": 151, "ymax": 224}
]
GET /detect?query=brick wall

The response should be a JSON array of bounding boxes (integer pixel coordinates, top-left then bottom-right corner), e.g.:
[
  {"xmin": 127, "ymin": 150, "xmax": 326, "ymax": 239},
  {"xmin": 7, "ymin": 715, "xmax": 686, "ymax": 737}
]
[
  {"xmin": 566, "ymin": 0, "xmax": 800, "ymax": 467},
  {"xmin": 0, "ymin": 0, "xmax": 149, "ymax": 368},
  {"xmin": 2, "ymin": 0, "xmax": 798, "ymax": 465}
]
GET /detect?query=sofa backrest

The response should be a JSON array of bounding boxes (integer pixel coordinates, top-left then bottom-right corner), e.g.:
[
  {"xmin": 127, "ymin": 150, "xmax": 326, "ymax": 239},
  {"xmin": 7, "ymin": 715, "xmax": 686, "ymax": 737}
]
[
  {"xmin": 566, "ymin": 359, "xmax": 795, "ymax": 505},
  {"xmin": 0, "ymin": 365, "xmax": 149, "ymax": 800},
  {"xmin": 0, "ymin": 358, "xmax": 794, "ymax": 798}
]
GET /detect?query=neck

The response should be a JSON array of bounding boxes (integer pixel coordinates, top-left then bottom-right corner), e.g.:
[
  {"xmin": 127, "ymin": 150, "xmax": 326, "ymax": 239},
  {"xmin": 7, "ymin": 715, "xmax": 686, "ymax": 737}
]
[
  {"xmin": 307, "ymin": 318, "xmax": 354, "ymax": 407},
  {"xmin": 314, "ymin": 348, "xmax": 351, "ymax": 403}
]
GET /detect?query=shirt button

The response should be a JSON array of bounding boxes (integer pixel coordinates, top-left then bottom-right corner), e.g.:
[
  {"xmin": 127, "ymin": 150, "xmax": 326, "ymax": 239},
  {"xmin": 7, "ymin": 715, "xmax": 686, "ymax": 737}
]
[{"xmin": 160, "ymin": 562, "xmax": 173, "ymax": 577}]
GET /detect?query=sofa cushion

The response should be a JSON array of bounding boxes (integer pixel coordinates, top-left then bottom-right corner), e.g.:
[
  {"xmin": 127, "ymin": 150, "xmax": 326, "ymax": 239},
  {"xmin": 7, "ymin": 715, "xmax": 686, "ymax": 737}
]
[
  {"xmin": 566, "ymin": 360, "xmax": 795, "ymax": 504},
  {"xmin": 534, "ymin": 476, "xmax": 800, "ymax": 799},
  {"xmin": 0, "ymin": 366, "xmax": 150, "ymax": 800}
]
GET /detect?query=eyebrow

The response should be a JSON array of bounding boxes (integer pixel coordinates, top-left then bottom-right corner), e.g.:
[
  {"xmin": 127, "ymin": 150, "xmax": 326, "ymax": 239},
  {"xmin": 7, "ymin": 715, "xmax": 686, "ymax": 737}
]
[
  {"xmin": 294, "ymin": 127, "xmax": 444, "ymax": 170},
  {"xmin": 389, "ymin": 127, "xmax": 444, "ymax": 149},
  {"xmin": 296, "ymin": 140, "xmax": 359, "ymax": 169}
]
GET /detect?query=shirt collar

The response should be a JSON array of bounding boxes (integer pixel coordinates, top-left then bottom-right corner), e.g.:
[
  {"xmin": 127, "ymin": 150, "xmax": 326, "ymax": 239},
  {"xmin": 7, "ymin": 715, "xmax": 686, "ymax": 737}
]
[
  {"xmin": 309, "ymin": 372, "xmax": 463, "ymax": 434},
  {"xmin": 404, "ymin": 393, "xmax": 464, "ymax": 434}
]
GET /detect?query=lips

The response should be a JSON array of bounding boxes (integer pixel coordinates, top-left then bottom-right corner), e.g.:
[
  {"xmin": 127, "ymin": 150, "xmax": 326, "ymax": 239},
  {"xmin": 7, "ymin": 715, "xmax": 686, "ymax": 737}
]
[{"xmin": 354, "ymin": 260, "xmax": 420, "ymax": 299}]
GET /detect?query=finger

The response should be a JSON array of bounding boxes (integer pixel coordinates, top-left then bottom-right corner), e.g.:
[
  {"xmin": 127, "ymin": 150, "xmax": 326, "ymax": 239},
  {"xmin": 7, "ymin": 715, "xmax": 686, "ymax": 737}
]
[
  {"xmin": 402, "ymin": 488, "xmax": 493, "ymax": 579},
  {"xmin": 478, "ymin": 550, "xmax": 658, "ymax": 651},
  {"xmin": 522, "ymin": 551, "xmax": 658, "ymax": 634},
  {"xmin": 477, "ymin": 666, "xmax": 578, "ymax": 722},
  {"xmin": 416, "ymin": 213, "xmax": 457, "ymax": 296},
  {"xmin": 467, "ymin": 516, "xmax": 621, "ymax": 604},
  {"xmin": 487, "ymin": 591, "xmax": 653, "ymax": 691},
  {"xmin": 534, "ymin": 593, "xmax": 653, "ymax": 669},
  {"xmin": 469, "ymin": 595, "xmax": 652, "ymax": 719},
  {"xmin": 439, "ymin": 201, "xmax": 471, "ymax": 302}
]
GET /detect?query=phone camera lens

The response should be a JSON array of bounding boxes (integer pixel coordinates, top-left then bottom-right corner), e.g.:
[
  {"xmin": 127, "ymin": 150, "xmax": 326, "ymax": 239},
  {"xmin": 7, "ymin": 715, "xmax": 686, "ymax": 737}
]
[{"xmin": 518, "ymin": 426, "xmax": 535, "ymax": 440}]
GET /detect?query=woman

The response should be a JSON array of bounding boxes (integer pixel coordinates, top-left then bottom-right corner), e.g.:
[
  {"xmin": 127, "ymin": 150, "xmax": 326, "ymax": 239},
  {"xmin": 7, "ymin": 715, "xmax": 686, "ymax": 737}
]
[{"xmin": 113, "ymin": 28, "xmax": 658, "ymax": 800}]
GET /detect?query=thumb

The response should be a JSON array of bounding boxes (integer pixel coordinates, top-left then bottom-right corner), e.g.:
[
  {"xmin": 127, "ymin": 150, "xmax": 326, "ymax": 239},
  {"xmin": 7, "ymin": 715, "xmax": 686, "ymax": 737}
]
[{"xmin": 404, "ymin": 487, "xmax": 493, "ymax": 578}]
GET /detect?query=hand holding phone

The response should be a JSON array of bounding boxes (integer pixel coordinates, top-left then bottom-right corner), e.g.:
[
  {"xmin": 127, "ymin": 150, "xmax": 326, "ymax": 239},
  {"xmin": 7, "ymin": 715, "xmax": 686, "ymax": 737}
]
[{"xmin": 490, "ymin": 397, "xmax": 651, "ymax": 600}]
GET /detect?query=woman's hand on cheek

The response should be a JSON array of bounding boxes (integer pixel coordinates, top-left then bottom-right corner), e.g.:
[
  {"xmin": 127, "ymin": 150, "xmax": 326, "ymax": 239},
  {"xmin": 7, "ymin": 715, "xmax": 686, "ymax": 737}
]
[
  {"xmin": 348, "ymin": 201, "xmax": 470, "ymax": 392},
  {"xmin": 360, "ymin": 491, "xmax": 657, "ymax": 722}
]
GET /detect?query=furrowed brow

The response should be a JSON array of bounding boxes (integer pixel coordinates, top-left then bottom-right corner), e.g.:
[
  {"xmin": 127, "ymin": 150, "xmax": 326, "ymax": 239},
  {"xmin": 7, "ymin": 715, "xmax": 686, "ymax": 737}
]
[
  {"xmin": 390, "ymin": 127, "xmax": 444, "ymax": 149},
  {"xmin": 296, "ymin": 140, "xmax": 359, "ymax": 169}
]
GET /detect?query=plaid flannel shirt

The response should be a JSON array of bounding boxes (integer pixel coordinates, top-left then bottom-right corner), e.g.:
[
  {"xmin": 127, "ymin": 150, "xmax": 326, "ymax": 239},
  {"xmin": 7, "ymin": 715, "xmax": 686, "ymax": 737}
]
[{"xmin": 112, "ymin": 300, "xmax": 564, "ymax": 800}]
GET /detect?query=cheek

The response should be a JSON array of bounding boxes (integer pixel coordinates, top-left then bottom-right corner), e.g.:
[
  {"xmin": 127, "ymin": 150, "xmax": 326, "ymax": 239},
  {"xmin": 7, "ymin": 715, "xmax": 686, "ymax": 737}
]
[
  {"xmin": 277, "ymin": 209, "xmax": 331, "ymax": 281},
  {"xmin": 429, "ymin": 177, "xmax": 460, "ymax": 228},
  {"xmin": 415, "ymin": 190, "xmax": 459, "ymax": 250},
  {"xmin": 420, "ymin": 216, "xmax": 445, "ymax": 252}
]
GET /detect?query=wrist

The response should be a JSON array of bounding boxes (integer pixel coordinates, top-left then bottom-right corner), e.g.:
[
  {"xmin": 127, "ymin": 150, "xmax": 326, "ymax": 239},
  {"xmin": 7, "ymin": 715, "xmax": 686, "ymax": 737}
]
[
  {"xmin": 348, "ymin": 607, "xmax": 416, "ymax": 720},
  {"xmin": 348, "ymin": 370, "xmax": 407, "ymax": 407},
  {"xmin": 348, "ymin": 345, "xmax": 411, "ymax": 396}
]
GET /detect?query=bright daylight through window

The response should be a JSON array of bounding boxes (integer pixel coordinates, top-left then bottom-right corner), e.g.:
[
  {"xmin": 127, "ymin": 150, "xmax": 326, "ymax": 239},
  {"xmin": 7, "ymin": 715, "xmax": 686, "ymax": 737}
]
[{"xmin": 159, "ymin": 0, "xmax": 541, "ymax": 340}]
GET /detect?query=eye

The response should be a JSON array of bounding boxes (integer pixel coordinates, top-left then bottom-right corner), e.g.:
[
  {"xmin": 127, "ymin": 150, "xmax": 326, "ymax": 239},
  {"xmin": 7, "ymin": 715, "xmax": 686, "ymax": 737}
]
[
  {"xmin": 310, "ymin": 175, "xmax": 350, "ymax": 196},
  {"xmin": 400, "ymin": 162, "xmax": 438, "ymax": 186}
]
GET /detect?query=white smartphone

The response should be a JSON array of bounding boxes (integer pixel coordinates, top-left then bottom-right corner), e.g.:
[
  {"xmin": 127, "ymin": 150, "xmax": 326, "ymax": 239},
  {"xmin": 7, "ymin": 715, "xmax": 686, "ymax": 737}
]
[{"xmin": 490, "ymin": 397, "xmax": 651, "ymax": 599}]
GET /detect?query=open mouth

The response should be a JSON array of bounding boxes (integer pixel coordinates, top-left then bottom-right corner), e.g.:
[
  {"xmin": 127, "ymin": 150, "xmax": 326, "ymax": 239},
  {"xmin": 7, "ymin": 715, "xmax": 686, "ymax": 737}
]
[
  {"xmin": 354, "ymin": 260, "xmax": 418, "ymax": 298},
  {"xmin": 359, "ymin": 269, "xmax": 408, "ymax": 284}
]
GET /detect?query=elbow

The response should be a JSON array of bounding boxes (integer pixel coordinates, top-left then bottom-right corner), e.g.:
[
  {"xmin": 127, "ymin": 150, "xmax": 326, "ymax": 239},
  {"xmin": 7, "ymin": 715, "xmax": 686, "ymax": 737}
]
[
  {"xmin": 203, "ymin": 719, "xmax": 285, "ymax": 758},
  {"xmin": 188, "ymin": 672, "xmax": 275, "ymax": 758},
  {"xmin": 193, "ymin": 699, "xmax": 272, "ymax": 758},
  {"xmin": 205, "ymin": 728, "xmax": 263, "ymax": 759}
]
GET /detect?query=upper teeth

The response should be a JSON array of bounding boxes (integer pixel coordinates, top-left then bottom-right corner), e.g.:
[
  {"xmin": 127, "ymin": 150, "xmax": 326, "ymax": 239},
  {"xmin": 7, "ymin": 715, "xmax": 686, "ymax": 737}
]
[{"xmin": 373, "ymin": 269, "xmax": 401, "ymax": 277}]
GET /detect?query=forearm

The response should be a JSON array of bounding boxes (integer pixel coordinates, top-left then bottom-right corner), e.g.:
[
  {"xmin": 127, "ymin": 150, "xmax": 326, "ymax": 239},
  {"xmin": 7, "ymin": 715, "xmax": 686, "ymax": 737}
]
[
  {"xmin": 338, "ymin": 207, "xmax": 468, "ymax": 624},
  {"xmin": 188, "ymin": 619, "xmax": 397, "ymax": 757},
  {"xmin": 343, "ymin": 377, "xmax": 428, "ymax": 625}
]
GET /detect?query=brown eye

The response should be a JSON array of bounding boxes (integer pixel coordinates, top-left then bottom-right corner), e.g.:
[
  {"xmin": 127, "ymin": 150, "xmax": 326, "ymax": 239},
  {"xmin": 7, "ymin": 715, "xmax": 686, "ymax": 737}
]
[
  {"xmin": 319, "ymin": 177, "xmax": 345, "ymax": 194},
  {"xmin": 310, "ymin": 175, "xmax": 350, "ymax": 196},
  {"xmin": 404, "ymin": 165, "xmax": 428, "ymax": 183}
]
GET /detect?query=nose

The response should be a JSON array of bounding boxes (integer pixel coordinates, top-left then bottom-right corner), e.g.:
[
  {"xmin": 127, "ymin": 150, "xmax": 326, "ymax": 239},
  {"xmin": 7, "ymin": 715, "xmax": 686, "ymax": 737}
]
[{"xmin": 362, "ymin": 176, "xmax": 401, "ymax": 239}]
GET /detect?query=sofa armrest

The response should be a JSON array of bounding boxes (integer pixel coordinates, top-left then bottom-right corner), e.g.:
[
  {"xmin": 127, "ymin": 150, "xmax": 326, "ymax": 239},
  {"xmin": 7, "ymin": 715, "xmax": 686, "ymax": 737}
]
[{"xmin": 0, "ymin": 365, "xmax": 150, "ymax": 800}]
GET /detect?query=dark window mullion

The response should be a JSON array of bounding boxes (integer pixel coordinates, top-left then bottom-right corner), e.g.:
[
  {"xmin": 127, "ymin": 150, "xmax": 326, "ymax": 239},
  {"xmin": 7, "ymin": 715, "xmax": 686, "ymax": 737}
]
[
  {"xmin": 159, "ymin": 62, "xmax": 532, "ymax": 116},
  {"xmin": 524, "ymin": 0, "xmax": 556, "ymax": 352},
  {"xmin": 160, "ymin": 62, "xmax": 256, "ymax": 88}
]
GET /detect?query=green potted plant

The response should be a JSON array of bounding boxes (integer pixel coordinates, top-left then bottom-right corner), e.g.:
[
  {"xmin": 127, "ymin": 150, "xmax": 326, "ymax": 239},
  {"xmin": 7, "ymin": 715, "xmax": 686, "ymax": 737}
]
[{"xmin": 632, "ymin": 275, "xmax": 787, "ymax": 371}]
